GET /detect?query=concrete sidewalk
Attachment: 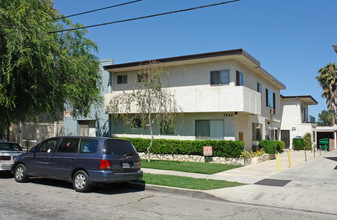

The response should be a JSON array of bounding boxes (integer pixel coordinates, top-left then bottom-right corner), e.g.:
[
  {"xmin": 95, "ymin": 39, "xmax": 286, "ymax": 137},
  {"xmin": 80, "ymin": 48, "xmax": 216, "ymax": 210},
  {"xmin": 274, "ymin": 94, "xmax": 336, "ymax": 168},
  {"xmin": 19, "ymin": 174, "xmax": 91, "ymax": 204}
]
[{"xmin": 142, "ymin": 150, "xmax": 337, "ymax": 215}]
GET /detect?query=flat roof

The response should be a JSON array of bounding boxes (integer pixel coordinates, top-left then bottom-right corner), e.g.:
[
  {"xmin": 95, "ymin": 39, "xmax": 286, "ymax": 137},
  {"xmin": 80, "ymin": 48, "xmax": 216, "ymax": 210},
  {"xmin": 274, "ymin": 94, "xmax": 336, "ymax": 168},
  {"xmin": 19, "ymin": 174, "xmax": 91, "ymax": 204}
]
[
  {"xmin": 104, "ymin": 49, "xmax": 286, "ymax": 90},
  {"xmin": 281, "ymin": 95, "xmax": 318, "ymax": 105}
]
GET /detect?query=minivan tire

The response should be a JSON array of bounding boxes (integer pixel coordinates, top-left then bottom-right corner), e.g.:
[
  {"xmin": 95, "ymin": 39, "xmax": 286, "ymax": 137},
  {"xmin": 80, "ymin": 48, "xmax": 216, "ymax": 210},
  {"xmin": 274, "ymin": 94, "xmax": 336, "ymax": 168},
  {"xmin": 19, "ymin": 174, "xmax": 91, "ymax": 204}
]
[
  {"xmin": 73, "ymin": 170, "xmax": 92, "ymax": 192},
  {"xmin": 14, "ymin": 164, "xmax": 29, "ymax": 183}
]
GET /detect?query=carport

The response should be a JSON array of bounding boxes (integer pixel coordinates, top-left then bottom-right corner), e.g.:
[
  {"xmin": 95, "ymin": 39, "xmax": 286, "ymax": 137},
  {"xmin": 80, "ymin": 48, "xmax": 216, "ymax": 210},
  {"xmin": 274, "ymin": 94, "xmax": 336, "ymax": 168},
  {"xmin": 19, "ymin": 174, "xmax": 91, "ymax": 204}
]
[{"xmin": 316, "ymin": 126, "xmax": 336, "ymax": 151}]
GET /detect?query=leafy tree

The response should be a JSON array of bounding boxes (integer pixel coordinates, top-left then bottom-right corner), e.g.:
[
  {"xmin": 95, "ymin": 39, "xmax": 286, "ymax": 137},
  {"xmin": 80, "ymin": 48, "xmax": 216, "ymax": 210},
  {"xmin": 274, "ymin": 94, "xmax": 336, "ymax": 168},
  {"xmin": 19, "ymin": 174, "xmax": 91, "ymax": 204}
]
[
  {"xmin": 317, "ymin": 110, "xmax": 335, "ymax": 126},
  {"xmin": 316, "ymin": 63, "xmax": 337, "ymax": 125},
  {"xmin": 107, "ymin": 61, "xmax": 181, "ymax": 162},
  {"xmin": 0, "ymin": 0, "xmax": 101, "ymax": 135}
]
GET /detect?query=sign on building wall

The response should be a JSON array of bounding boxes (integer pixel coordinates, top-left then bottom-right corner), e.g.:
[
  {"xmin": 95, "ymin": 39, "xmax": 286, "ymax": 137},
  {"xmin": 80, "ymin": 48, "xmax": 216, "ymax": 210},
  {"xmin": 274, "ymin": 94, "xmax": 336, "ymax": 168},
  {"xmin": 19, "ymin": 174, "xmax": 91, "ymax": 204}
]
[{"xmin": 65, "ymin": 111, "xmax": 71, "ymax": 118}]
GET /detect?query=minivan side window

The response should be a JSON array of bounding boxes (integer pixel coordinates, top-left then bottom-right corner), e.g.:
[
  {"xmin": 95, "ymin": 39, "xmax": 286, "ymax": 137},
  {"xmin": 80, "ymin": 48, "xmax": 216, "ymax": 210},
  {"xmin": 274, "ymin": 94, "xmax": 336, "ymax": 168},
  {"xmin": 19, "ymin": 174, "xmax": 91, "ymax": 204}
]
[
  {"xmin": 38, "ymin": 139, "xmax": 60, "ymax": 153},
  {"xmin": 57, "ymin": 138, "xmax": 80, "ymax": 153},
  {"xmin": 80, "ymin": 139, "xmax": 98, "ymax": 153}
]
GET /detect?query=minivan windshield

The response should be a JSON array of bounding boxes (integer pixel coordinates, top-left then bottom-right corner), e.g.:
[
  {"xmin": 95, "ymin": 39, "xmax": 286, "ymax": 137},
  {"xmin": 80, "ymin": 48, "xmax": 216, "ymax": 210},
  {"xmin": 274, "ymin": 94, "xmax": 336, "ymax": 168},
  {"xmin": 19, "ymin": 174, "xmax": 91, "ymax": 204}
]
[{"xmin": 104, "ymin": 139, "xmax": 137, "ymax": 155}]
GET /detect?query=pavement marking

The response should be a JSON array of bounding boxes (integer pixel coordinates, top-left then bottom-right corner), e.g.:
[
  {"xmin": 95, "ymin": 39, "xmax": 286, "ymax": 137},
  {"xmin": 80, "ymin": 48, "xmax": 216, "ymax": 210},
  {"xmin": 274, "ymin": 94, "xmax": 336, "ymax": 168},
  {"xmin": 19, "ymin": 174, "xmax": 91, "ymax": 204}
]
[{"xmin": 254, "ymin": 179, "xmax": 291, "ymax": 187}]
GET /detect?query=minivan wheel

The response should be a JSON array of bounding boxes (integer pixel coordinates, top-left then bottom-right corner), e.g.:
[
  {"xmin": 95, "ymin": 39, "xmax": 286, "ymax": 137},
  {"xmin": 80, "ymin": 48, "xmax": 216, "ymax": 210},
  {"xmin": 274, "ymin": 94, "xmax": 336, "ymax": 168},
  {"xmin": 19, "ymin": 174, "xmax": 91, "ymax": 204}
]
[
  {"xmin": 73, "ymin": 170, "xmax": 91, "ymax": 192},
  {"xmin": 14, "ymin": 164, "xmax": 29, "ymax": 183}
]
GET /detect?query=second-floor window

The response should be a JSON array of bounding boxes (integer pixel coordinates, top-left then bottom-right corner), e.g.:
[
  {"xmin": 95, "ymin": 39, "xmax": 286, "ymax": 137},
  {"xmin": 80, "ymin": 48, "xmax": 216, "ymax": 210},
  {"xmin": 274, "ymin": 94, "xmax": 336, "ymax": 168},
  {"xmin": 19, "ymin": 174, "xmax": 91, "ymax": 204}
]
[
  {"xmin": 117, "ymin": 75, "xmax": 127, "ymax": 84},
  {"xmin": 257, "ymin": 82, "xmax": 262, "ymax": 93},
  {"xmin": 266, "ymin": 88, "xmax": 275, "ymax": 110},
  {"xmin": 210, "ymin": 70, "xmax": 230, "ymax": 85},
  {"xmin": 236, "ymin": 71, "xmax": 243, "ymax": 86},
  {"xmin": 137, "ymin": 73, "xmax": 148, "ymax": 83}
]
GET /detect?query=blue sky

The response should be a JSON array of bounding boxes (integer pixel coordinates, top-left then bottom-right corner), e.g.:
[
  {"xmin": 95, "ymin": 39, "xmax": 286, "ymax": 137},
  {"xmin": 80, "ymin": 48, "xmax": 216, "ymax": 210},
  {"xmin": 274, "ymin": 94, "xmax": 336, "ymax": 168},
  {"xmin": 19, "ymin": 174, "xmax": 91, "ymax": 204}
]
[{"xmin": 54, "ymin": 0, "xmax": 337, "ymax": 119}]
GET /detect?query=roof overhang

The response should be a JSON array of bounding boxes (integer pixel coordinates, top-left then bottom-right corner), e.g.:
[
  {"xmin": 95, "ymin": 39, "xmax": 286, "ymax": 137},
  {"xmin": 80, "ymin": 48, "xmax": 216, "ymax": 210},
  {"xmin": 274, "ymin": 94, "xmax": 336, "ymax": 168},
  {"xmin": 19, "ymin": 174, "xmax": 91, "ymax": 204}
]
[
  {"xmin": 281, "ymin": 95, "xmax": 318, "ymax": 105},
  {"xmin": 104, "ymin": 49, "xmax": 286, "ymax": 90}
]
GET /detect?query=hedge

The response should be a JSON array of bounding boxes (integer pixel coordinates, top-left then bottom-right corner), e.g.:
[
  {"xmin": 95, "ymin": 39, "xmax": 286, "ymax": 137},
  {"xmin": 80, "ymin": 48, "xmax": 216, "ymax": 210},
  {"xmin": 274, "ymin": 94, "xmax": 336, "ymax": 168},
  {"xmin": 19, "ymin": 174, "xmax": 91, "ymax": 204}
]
[
  {"xmin": 293, "ymin": 138, "xmax": 312, "ymax": 150},
  {"xmin": 118, "ymin": 137, "xmax": 245, "ymax": 158},
  {"xmin": 258, "ymin": 140, "xmax": 284, "ymax": 154}
]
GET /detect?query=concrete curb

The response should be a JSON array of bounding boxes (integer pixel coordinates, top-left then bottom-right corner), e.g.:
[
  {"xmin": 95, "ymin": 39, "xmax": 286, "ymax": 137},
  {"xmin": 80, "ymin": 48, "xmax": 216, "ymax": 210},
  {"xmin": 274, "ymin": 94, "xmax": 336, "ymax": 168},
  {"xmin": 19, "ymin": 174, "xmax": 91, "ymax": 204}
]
[{"xmin": 128, "ymin": 182, "xmax": 225, "ymax": 202}]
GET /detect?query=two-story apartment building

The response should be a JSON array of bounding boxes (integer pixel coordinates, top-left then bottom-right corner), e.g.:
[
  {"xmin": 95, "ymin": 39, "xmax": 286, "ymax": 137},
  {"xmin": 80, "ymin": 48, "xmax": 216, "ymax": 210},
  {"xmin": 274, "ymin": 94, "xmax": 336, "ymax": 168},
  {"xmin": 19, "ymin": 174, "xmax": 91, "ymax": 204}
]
[
  {"xmin": 103, "ymin": 49, "xmax": 286, "ymax": 150},
  {"xmin": 280, "ymin": 95, "xmax": 318, "ymax": 149}
]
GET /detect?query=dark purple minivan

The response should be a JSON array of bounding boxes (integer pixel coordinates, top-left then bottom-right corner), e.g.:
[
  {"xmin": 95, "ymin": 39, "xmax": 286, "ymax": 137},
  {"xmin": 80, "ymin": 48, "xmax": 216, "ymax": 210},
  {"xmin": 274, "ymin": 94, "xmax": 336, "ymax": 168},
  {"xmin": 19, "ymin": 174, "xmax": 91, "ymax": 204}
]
[{"xmin": 12, "ymin": 136, "xmax": 143, "ymax": 192}]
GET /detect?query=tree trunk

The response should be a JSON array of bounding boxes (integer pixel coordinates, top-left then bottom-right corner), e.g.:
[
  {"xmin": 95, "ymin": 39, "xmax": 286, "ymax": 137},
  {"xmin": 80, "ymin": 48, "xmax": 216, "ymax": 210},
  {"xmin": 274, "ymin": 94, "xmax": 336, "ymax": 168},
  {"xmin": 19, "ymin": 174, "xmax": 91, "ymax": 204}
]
[{"xmin": 147, "ymin": 114, "xmax": 153, "ymax": 162}]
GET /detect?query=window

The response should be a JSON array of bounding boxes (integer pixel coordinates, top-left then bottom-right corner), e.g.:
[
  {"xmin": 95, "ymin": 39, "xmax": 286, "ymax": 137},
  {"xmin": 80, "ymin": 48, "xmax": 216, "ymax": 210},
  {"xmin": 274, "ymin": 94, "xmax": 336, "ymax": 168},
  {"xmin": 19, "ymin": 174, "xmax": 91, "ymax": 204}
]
[
  {"xmin": 80, "ymin": 139, "xmax": 98, "ymax": 153},
  {"xmin": 57, "ymin": 138, "xmax": 79, "ymax": 153},
  {"xmin": 160, "ymin": 122, "xmax": 174, "ymax": 135},
  {"xmin": 257, "ymin": 82, "xmax": 261, "ymax": 93},
  {"xmin": 133, "ymin": 118, "xmax": 141, "ymax": 128},
  {"xmin": 103, "ymin": 139, "xmax": 137, "ymax": 155},
  {"xmin": 137, "ymin": 73, "xmax": 148, "ymax": 82},
  {"xmin": 195, "ymin": 120, "xmax": 224, "ymax": 140},
  {"xmin": 117, "ymin": 75, "xmax": 127, "ymax": 84},
  {"xmin": 265, "ymin": 88, "xmax": 276, "ymax": 110},
  {"xmin": 236, "ymin": 71, "xmax": 243, "ymax": 86},
  {"xmin": 252, "ymin": 123, "xmax": 262, "ymax": 141},
  {"xmin": 195, "ymin": 120, "xmax": 210, "ymax": 138},
  {"xmin": 210, "ymin": 70, "xmax": 230, "ymax": 85},
  {"xmin": 38, "ymin": 139, "xmax": 59, "ymax": 153}
]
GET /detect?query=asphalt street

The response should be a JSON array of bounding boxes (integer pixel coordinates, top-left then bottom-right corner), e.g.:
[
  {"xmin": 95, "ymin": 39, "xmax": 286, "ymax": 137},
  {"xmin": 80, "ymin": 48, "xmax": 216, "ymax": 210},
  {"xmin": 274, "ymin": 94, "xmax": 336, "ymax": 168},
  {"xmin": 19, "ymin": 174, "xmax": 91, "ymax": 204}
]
[{"xmin": 0, "ymin": 173, "xmax": 336, "ymax": 220}]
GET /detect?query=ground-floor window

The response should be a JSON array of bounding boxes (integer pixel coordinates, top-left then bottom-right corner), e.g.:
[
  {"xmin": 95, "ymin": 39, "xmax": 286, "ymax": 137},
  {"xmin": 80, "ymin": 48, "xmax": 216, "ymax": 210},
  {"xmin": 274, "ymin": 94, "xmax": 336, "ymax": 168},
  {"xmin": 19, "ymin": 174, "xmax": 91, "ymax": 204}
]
[
  {"xmin": 195, "ymin": 120, "xmax": 224, "ymax": 140},
  {"xmin": 252, "ymin": 123, "xmax": 262, "ymax": 141},
  {"xmin": 160, "ymin": 122, "xmax": 174, "ymax": 135}
]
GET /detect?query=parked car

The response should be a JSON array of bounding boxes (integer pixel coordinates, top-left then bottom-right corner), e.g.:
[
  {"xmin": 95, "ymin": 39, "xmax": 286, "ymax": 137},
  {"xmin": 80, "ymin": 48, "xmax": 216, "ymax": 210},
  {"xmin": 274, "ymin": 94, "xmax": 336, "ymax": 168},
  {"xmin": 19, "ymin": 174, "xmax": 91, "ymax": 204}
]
[
  {"xmin": 12, "ymin": 136, "xmax": 143, "ymax": 192},
  {"xmin": 0, "ymin": 141, "xmax": 23, "ymax": 171}
]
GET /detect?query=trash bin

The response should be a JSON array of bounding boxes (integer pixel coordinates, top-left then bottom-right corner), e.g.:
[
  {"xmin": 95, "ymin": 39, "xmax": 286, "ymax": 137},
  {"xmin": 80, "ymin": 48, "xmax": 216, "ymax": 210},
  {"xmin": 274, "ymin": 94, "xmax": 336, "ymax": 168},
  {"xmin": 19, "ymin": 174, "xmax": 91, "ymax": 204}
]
[{"xmin": 319, "ymin": 138, "xmax": 329, "ymax": 151}]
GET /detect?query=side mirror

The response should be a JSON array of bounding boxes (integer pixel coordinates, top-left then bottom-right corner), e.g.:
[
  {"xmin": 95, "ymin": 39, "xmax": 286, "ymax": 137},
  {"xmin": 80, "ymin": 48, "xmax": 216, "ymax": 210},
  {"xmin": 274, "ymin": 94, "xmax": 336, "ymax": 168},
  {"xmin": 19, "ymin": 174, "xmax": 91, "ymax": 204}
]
[{"xmin": 29, "ymin": 147, "xmax": 36, "ymax": 153}]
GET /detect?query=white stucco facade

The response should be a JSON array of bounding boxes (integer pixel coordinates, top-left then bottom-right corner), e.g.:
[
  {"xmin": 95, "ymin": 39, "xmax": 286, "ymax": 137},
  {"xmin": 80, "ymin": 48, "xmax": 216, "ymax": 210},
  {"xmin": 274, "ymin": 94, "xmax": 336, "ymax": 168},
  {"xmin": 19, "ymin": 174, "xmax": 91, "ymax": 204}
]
[
  {"xmin": 280, "ymin": 96, "xmax": 317, "ymax": 149},
  {"xmin": 104, "ymin": 49, "xmax": 286, "ymax": 150}
]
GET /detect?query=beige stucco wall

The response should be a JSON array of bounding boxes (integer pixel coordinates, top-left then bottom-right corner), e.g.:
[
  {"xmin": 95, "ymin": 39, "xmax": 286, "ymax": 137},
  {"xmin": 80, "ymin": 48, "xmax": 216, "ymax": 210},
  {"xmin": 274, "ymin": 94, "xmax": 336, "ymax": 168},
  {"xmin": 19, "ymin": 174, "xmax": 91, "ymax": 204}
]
[{"xmin": 106, "ymin": 58, "xmax": 284, "ymax": 149}]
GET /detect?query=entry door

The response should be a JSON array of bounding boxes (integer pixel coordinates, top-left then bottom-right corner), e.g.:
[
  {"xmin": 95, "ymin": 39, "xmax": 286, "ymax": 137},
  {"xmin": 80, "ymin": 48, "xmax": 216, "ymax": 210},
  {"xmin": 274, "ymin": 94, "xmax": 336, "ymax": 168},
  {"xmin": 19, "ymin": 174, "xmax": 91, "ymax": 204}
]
[
  {"xmin": 79, "ymin": 121, "xmax": 89, "ymax": 136},
  {"xmin": 281, "ymin": 130, "xmax": 290, "ymax": 148}
]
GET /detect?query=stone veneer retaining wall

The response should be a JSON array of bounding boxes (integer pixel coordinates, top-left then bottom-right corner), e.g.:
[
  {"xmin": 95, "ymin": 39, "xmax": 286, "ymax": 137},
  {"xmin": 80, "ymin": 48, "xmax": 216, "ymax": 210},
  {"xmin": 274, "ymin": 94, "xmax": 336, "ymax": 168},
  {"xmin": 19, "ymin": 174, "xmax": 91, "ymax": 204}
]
[{"xmin": 138, "ymin": 152, "xmax": 271, "ymax": 166}]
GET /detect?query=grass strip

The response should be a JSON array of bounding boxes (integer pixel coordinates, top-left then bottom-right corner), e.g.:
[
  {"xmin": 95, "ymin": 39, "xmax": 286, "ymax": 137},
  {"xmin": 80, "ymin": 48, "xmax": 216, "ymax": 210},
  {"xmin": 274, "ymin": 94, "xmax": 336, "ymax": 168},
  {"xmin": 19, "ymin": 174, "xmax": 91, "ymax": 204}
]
[
  {"xmin": 142, "ymin": 173, "xmax": 244, "ymax": 190},
  {"xmin": 141, "ymin": 159, "xmax": 241, "ymax": 174}
]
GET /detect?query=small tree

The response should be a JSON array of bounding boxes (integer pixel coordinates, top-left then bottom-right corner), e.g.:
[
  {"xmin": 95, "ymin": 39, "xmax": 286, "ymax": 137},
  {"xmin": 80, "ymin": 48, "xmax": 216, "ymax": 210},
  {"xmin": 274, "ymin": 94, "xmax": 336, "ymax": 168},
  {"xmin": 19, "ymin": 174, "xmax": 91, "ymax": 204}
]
[{"xmin": 108, "ymin": 61, "xmax": 181, "ymax": 162}]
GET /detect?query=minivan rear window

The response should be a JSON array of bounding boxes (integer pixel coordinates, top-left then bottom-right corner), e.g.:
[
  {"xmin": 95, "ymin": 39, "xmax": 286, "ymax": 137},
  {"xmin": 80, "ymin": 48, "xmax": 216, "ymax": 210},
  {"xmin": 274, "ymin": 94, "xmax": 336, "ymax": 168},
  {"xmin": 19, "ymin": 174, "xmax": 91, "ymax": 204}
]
[{"xmin": 103, "ymin": 139, "xmax": 137, "ymax": 155}]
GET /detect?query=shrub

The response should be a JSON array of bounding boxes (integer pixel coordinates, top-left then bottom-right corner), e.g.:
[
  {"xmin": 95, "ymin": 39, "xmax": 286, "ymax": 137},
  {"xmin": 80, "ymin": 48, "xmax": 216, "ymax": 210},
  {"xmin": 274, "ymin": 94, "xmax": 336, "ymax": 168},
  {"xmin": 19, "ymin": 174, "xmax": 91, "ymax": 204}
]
[
  {"xmin": 118, "ymin": 137, "xmax": 245, "ymax": 158},
  {"xmin": 259, "ymin": 140, "xmax": 277, "ymax": 154},
  {"xmin": 303, "ymin": 133, "xmax": 312, "ymax": 150},
  {"xmin": 293, "ymin": 138, "xmax": 307, "ymax": 150},
  {"xmin": 276, "ymin": 141, "xmax": 285, "ymax": 152}
]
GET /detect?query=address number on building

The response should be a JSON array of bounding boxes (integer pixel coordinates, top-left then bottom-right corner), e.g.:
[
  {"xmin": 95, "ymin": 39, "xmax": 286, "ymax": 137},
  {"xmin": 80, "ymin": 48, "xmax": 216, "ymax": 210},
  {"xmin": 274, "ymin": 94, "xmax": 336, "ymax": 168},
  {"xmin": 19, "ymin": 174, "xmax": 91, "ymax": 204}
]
[{"xmin": 224, "ymin": 113, "xmax": 234, "ymax": 117}]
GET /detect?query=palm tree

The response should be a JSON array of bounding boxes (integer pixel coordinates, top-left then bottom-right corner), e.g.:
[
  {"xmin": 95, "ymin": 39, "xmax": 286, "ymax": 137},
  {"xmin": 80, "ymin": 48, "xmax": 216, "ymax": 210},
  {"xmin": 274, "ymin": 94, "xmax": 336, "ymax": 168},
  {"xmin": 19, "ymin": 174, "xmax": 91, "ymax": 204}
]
[{"xmin": 316, "ymin": 63, "xmax": 337, "ymax": 125}]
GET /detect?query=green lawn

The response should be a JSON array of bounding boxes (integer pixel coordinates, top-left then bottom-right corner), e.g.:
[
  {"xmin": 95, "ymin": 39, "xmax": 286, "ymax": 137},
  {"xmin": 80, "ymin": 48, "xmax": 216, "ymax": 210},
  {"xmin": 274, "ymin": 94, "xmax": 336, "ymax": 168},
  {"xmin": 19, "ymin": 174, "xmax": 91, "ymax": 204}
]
[
  {"xmin": 142, "ymin": 173, "xmax": 244, "ymax": 190},
  {"xmin": 141, "ymin": 159, "xmax": 241, "ymax": 174}
]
